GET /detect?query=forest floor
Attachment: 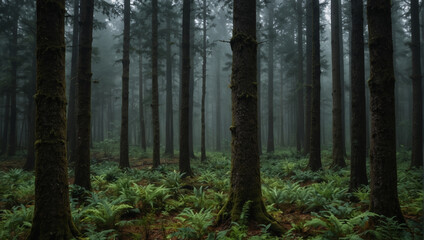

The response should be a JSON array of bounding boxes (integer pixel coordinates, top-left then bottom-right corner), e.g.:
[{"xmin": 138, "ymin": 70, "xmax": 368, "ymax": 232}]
[{"xmin": 0, "ymin": 144, "xmax": 423, "ymax": 240}]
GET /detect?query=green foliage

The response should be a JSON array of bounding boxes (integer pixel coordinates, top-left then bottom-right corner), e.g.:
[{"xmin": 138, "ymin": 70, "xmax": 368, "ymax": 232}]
[
  {"xmin": 0, "ymin": 205, "xmax": 33, "ymax": 239},
  {"xmin": 82, "ymin": 193, "xmax": 133, "ymax": 229},
  {"xmin": 171, "ymin": 208, "xmax": 214, "ymax": 239}
]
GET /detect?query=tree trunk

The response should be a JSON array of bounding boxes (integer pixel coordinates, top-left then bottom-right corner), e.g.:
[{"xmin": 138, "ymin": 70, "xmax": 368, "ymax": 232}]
[
  {"xmin": 304, "ymin": 0, "xmax": 312, "ymax": 156},
  {"xmin": 67, "ymin": 0, "xmax": 79, "ymax": 164},
  {"xmin": 349, "ymin": 0, "xmax": 368, "ymax": 191},
  {"xmin": 280, "ymin": 59, "xmax": 285, "ymax": 147},
  {"xmin": 165, "ymin": 11, "xmax": 174, "ymax": 157},
  {"xmin": 7, "ymin": 8, "xmax": 18, "ymax": 157},
  {"xmin": 120, "ymin": 0, "xmax": 130, "ymax": 169},
  {"xmin": 24, "ymin": 40, "xmax": 36, "ymax": 171},
  {"xmin": 266, "ymin": 0, "xmax": 275, "ymax": 153},
  {"xmin": 152, "ymin": 0, "xmax": 160, "ymax": 168},
  {"xmin": 216, "ymin": 53, "xmax": 221, "ymax": 151},
  {"xmin": 1, "ymin": 93, "xmax": 10, "ymax": 155},
  {"xmin": 257, "ymin": 0, "xmax": 262, "ymax": 155},
  {"xmin": 217, "ymin": 0, "xmax": 283, "ymax": 234},
  {"xmin": 410, "ymin": 0, "xmax": 423, "ymax": 168},
  {"xmin": 189, "ymin": 0, "xmax": 195, "ymax": 158},
  {"xmin": 367, "ymin": 0, "xmax": 405, "ymax": 223},
  {"xmin": 74, "ymin": 0, "xmax": 94, "ymax": 190},
  {"xmin": 28, "ymin": 0, "xmax": 79, "ymax": 237},
  {"xmin": 297, "ymin": 0, "xmax": 304, "ymax": 153},
  {"xmin": 180, "ymin": 0, "xmax": 193, "ymax": 176},
  {"xmin": 139, "ymin": 47, "xmax": 147, "ymax": 152},
  {"xmin": 331, "ymin": 0, "xmax": 346, "ymax": 168},
  {"xmin": 308, "ymin": 0, "xmax": 322, "ymax": 171},
  {"xmin": 200, "ymin": 0, "xmax": 207, "ymax": 162}
]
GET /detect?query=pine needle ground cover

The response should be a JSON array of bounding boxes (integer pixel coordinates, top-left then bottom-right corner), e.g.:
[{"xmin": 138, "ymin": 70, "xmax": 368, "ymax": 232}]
[{"xmin": 0, "ymin": 147, "xmax": 422, "ymax": 239}]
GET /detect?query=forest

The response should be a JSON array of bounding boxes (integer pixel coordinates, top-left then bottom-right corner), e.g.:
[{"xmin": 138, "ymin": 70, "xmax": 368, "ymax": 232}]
[{"xmin": 0, "ymin": 0, "xmax": 423, "ymax": 239}]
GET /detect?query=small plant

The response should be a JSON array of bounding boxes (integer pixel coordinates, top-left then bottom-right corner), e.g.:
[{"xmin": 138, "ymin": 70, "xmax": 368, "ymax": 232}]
[
  {"xmin": 172, "ymin": 208, "xmax": 214, "ymax": 239},
  {"xmin": 162, "ymin": 170, "xmax": 185, "ymax": 192},
  {"xmin": 0, "ymin": 205, "xmax": 33, "ymax": 239},
  {"xmin": 82, "ymin": 193, "xmax": 133, "ymax": 229}
]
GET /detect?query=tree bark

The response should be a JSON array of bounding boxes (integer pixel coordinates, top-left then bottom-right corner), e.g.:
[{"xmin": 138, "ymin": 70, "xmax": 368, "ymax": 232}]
[
  {"xmin": 152, "ymin": 0, "xmax": 160, "ymax": 168},
  {"xmin": 1, "ymin": 93, "xmax": 10, "ymax": 155},
  {"xmin": 266, "ymin": 0, "xmax": 275, "ymax": 153},
  {"xmin": 139, "ymin": 47, "xmax": 147, "ymax": 152},
  {"xmin": 216, "ymin": 53, "xmax": 222, "ymax": 151},
  {"xmin": 74, "ymin": 0, "xmax": 94, "ymax": 190},
  {"xmin": 189, "ymin": 0, "xmax": 195, "ymax": 158},
  {"xmin": 28, "ymin": 0, "xmax": 79, "ymax": 237},
  {"xmin": 349, "ymin": 0, "xmax": 368, "ymax": 191},
  {"xmin": 256, "ymin": 3, "xmax": 262, "ymax": 154},
  {"xmin": 67, "ymin": 0, "xmax": 79, "ymax": 164},
  {"xmin": 304, "ymin": 0, "xmax": 312, "ymax": 156},
  {"xmin": 7, "ymin": 6, "xmax": 18, "ymax": 157},
  {"xmin": 331, "ymin": 0, "xmax": 346, "ymax": 168},
  {"xmin": 180, "ymin": 0, "xmax": 193, "ymax": 176},
  {"xmin": 296, "ymin": 0, "xmax": 304, "ymax": 153},
  {"xmin": 216, "ymin": 0, "xmax": 283, "ymax": 234},
  {"xmin": 200, "ymin": 0, "xmax": 207, "ymax": 162},
  {"xmin": 120, "ymin": 0, "xmax": 130, "ymax": 169},
  {"xmin": 410, "ymin": 0, "xmax": 423, "ymax": 168},
  {"xmin": 367, "ymin": 0, "xmax": 405, "ymax": 223},
  {"xmin": 24, "ymin": 39, "xmax": 36, "ymax": 171},
  {"xmin": 308, "ymin": 0, "xmax": 322, "ymax": 171},
  {"xmin": 165, "ymin": 10, "xmax": 174, "ymax": 157}
]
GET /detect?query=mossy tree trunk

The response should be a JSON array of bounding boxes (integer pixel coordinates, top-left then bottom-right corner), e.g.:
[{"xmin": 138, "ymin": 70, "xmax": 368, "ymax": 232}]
[
  {"xmin": 152, "ymin": 0, "xmax": 160, "ymax": 168},
  {"xmin": 217, "ymin": 0, "xmax": 283, "ymax": 235},
  {"xmin": 367, "ymin": 0, "xmax": 405, "ymax": 223},
  {"xmin": 200, "ymin": 0, "xmax": 207, "ymax": 162},
  {"xmin": 120, "ymin": 0, "xmax": 130, "ymax": 169},
  {"xmin": 308, "ymin": 0, "xmax": 322, "ymax": 171},
  {"xmin": 180, "ymin": 0, "xmax": 193, "ymax": 177},
  {"xmin": 349, "ymin": 0, "xmax": 368, "ymax": 191},
  {"xmin": 74, "ymin": 0, "xmax": 94, "ymax": 190},
  {"xmin": 266, "ymin": 0, "xmax": 275, "ymax": 153},
  {"xmin": 165, "ymin": 10, "xmax": 174, "ymax": 157},
  {"xmin": 296, "ymin": 0, "xmax": 304, "ymax": 153},
  {"xmin": 67, "ymin": 0, "xmax": 79, "ymax": 164},
  {"xmin": 330, "ymin": 0, "xmax": 345, "ymax": 169},
  {"xmin": 28, "ymin": 0, "xmax": 79, "ymax": 238},
  {"xmin": 410, "ymin": 0, "xmax": 423, "ymax": 169},
  {"xmin": 304, "ymin": 0, "xmax": 312, "ymax": 156}
]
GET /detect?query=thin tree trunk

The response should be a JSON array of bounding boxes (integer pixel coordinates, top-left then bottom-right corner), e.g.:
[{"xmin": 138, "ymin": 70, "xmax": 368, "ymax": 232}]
[
  {"xmin": 331, "ymin": 0, "xmax": 346, "ymax": 168},
  {"xmin": 280, "ymin": 59, "xmax": 285, "ymax": 147},
  {"xmin": 120, "ymin": 0, "xmax": 130, "ymax": 168},
  {"xmin": 67, "ymin": 0, "xmax": 79, "ymax": 163},
  {"xmin": 367, "ymin": 0, "xmax": 405, "ymax": 223},
  {"xmin": 74, "ymin": 0, "xmax": 94, "ymax": 190},
  {"xmin": 189, "ymin": 0, "xmax": 195, "ymax": 158},
  {"xmin": 165, "ymin": 12, "xmax": 174, "ymax": 156},
  {"xmin": 216, "ymin": 53, "xmax": 221, "ymax": 151},
  {"xmin": 27, "ymin": 0, "xmax": 79, "ymax": 237},
  {"xmin": 200, "ymin": 0, "xmax": 207, "ymax": 161},
  {"xmin": 297, "ymin": 0, "xmax": 304, "ymax": 153},
  {"xmin": 1, "ymin": 94, "xmax": 10, "ymax": 155},
  {"xmin": 152, "ymin": 0, "xmax": 160, "ymax": 168},
  {"xmin": 139, "ymin": 47, "xmax": 147, "ymax": 151},
  {"xmin": 257, "ymin": 0, "xmax": 262, "ymax": 155},
  {"xmin": 304, "ymin": 0, "xmax": 312, "ymax": 155},
  {"xmin": 180, "ymin": 0, "xmax": 193, "ymax": 176},
  {"xmin": 308, "ymin": 0, "xmax": 322, "ymax": 171},
  {"xmin": 266, "ymin": 0, "xmax": 275, "ymax": 153},
  {"xmin": 349, "ymin": 0, "xmax": 367, "ymax": 191},
  {"xmin": 7, "ymin": 8, "xmax": 18, "ymax": 157},
  {"xmin": 24, "ymin": 40, "xmax": 36, "ymax": 171},
  {"xmin": 411, "ymin": 0, "xmax": 423, "ymax": 168}
]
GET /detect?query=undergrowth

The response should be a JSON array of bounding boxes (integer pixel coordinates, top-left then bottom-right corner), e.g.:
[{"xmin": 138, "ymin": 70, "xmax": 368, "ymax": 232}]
[{"xmin": 0, "ymin": 149, "xmax": 422, "ymax": 239}]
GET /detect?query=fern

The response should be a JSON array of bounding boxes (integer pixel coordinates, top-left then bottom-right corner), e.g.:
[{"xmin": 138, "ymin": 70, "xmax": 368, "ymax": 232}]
[{"xmin": 174, "ymin": 208, "xmax": 214, "ymax": 238}]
